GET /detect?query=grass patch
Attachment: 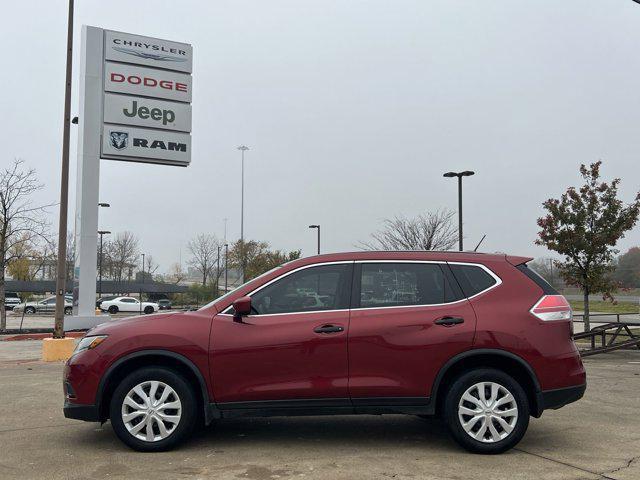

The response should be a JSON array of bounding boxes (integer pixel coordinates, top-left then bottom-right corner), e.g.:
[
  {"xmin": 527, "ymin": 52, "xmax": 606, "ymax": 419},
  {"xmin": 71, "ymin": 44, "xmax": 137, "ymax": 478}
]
[{"xmin": 569, "ymin": 300, "xmax": 639, "ymax": 314}]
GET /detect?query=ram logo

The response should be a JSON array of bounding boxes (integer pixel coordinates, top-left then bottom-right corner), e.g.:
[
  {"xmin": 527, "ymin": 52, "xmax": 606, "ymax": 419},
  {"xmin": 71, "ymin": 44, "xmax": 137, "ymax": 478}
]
[{"xmin": 109, "ymin": 131, "xmax": 129, "ymax": 150}]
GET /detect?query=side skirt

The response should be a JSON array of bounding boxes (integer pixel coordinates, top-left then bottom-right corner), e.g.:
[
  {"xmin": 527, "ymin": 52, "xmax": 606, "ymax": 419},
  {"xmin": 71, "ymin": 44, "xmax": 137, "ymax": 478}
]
[{"xmin": 207, "ymin": 397, "xmax": 434, "ymax": 421}]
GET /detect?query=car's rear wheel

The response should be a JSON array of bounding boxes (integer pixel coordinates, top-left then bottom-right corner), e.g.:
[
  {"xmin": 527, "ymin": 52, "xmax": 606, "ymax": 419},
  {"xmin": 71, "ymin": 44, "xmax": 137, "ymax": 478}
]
[
  {"xmin": 144, "ymin": 306, "xmax": 154, "ymax": 314},
  {"xmin": 443, "ymin": 368, "xmax": 529, "ymax": 454},
  {"xmin": 108, "ymin": 305, "xmax": 118, "ymax": 314},
  {"xmin": 64, "ymin": 306, "xmax": 72, "ymax": 315},
  {"xmin": 24, "ymin": 306, "xmax": 36, "ymax": 314},
  {"xmin": 109, "ymin": 367, "xmax": 197, "ymax": 451}
]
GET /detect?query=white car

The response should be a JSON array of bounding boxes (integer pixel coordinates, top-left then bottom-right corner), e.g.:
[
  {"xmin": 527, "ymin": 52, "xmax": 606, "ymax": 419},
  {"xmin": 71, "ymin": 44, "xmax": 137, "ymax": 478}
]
[{"xmin": 100, "ymin": 297, "xmax": 159, "ymax": 315}]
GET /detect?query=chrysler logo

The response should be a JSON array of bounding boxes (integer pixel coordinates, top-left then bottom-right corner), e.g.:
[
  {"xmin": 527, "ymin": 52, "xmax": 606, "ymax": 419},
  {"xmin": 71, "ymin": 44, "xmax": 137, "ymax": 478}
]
[
  {"xmin": 109, "ymin": 131, "xmax": 129, "ymax": 150},
  {"xmin": 112, "ymin": 46, "xmax": 187, "ymax": 63}
]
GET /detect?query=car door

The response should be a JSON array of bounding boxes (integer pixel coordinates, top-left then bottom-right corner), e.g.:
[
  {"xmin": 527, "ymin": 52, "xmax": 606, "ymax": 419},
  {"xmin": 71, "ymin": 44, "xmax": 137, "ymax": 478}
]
[
  {"xmin": 40, "ymin": 298, "xmax": 56, "ymax": 313},
  {"xmin": 120, "ymin": 298, "xmax": 138, "ymax": 312},
  {"xmin": 348, "ymin": 261, "xmax": 477, "ymax": 404},
  {"xmin": 210, "ymin": 262, "xmax": 353, "ymax": 405}
]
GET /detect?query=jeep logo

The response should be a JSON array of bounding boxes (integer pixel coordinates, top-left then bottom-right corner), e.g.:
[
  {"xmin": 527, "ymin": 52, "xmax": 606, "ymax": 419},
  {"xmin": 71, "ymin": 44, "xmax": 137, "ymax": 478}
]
[{"xmin": 123, "ymin": 100, "xmax": 175, "ymax": 126}]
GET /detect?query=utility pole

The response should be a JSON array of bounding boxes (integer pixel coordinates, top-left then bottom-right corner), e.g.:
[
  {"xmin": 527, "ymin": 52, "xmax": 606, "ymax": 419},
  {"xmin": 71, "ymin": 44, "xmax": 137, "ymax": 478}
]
[
  {"xmin": 443, "ymin": 170, "xmax": 475, "ymax": 251},
  {"xmin": 53, "ymin": 0, "xmax": 75, "ymax": 338},
  {"xmin": 141, "ymin": 253, "xmax": 145, "ymax": 284}
]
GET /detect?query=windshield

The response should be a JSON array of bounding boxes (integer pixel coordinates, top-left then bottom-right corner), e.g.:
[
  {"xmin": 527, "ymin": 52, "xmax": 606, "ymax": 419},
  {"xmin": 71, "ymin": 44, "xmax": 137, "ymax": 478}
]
[{"xmin": 199, "ymin": 266, "xmax": 283, "ymax": 311}]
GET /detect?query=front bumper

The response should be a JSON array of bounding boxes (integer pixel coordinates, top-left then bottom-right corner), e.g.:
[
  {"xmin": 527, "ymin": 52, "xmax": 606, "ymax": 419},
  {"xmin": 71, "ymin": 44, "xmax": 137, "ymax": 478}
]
[
  {"xmin": 63, "ymin": 401, "xmax": 100, "ymax": 422},
  {"xmin": 541, "ymin": 383, "xmax": 586, "ymax": 411}
]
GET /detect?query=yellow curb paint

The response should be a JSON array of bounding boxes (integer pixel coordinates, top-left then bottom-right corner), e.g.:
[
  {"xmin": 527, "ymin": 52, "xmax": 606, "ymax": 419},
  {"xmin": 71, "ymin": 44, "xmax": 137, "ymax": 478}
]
[{"xmin": 42, "ymin": 337, "xmax": 76, "ymax": 362}]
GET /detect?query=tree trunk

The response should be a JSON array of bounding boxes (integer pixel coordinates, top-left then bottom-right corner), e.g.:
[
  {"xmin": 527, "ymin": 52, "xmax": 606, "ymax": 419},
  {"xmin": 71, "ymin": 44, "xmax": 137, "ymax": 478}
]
[
  {"xmin": 583, "ymin": 287, "xmax": 590, "ymax": 333},
  {"xmin": 0, "ymin": 274, "xmax": 6, "ymax": 331}
]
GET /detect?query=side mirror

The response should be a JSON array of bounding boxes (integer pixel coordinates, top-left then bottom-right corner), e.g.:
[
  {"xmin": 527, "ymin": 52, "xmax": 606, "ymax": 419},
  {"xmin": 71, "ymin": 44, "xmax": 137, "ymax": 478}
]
[{"xmin": 232, "ymin": 296, "xmax": 252, "ymax": 319}]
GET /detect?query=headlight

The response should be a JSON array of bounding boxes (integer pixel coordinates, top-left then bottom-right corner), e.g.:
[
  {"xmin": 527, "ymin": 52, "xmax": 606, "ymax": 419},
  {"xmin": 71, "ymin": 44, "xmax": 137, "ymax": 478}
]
[{"xmin": 73, "ymin": 335, "xmax": 108, "ymax": 355}]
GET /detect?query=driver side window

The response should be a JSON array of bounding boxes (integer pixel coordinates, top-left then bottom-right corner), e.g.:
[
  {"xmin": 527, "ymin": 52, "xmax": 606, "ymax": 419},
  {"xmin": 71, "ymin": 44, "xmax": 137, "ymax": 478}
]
[{"xmin": 250, "ymin": 264, "xmax": 352, "ymax": 315}]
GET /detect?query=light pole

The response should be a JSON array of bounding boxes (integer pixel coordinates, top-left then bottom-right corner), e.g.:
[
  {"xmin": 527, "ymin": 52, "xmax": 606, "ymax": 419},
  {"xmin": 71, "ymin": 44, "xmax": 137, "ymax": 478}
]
[
  {"xmin": 53, "ymin": 0, "xmax": 75, "ymax": 338},
  {"xmin": 443, "ymin": 170, "xmax": 475, "ymax": 251},
  {"xmin": 308, "ymin": 225, "xmax": 320, "ymax": 255},
  {"xmin": 98, "ymin": 231, "xmax": 111, "ymax": 298},
  {"xmin": 141, "ymin": 253, "xmax": 146, "ymax": 284},
  {"xmin": 224, "ymin": 243, "xmax": 229, "ymax": 292},
  {"xmin": 237, "ymin": 145, "xmax": 249, "ymax": 282},
  {"xmin": 216, "ymin": 244, "xmax": 221, "ymax": 295}
]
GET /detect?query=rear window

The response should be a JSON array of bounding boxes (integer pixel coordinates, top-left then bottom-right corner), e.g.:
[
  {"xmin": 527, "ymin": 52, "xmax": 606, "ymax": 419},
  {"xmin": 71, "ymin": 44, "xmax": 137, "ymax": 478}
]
[
  {"xmin": 449, "ymin": 264, "xmax": 498, "ymax": 297},
  {"xmin": 516, "ymin": 264, "xmax": 558, "ymax": 295}
]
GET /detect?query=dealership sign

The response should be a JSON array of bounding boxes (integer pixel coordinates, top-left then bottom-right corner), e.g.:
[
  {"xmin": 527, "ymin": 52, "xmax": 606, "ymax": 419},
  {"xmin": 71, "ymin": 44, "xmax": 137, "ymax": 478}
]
[
  {"xmin": 104, "ymin": 63, "xmax": 192, "ymax": 102},
  {"xmin": 104, "ymin": 30, "xmax": 193, "ymax": 73},
  {"xmin": 103, "ymin": 93, "xmax": 192, "ymax": 132},
  {"xmin": 102, "ymin": 126, "xmax": 191, "ymax": 165},
  {"xmin": 79, "ymin": 27, "xmax": 193, "ymax": 166},
  {"xmin": 69, "ymin": 26, "xmax": 194, "ymax": 328}
]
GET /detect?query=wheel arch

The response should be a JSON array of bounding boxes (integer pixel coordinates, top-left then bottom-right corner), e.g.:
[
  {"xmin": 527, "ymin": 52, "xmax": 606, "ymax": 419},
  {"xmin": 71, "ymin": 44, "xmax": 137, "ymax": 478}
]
[
  {"xmin": 431, "ymin": 349, "xmax": 543, "ymax": 417},
  {"xmin": 96, "ymin": 349, "xmax": 213, "ymax": 424}
]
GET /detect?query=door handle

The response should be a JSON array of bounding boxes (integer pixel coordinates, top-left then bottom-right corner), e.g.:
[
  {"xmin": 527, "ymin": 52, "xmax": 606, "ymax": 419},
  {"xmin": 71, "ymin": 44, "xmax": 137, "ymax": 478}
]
[
  {"xmin": 434, "ymin": 316, "xmax": 464, "ymax": 326},
  {"xmin": 314, "ymin": 324, "xmax": 344, "ymax": 334}
]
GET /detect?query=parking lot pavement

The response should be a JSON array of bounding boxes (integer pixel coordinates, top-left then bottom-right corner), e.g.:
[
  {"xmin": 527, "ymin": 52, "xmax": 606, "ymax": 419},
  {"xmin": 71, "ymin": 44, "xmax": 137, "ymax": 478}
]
[{"xmin": 0, "ymin": 353, "xmax": 638, "ymax": 480}]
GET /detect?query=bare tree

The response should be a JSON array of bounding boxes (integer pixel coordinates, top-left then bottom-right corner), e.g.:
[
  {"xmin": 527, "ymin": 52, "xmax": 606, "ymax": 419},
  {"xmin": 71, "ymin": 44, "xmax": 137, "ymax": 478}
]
[
  {"xmin": 105, "ymin": 231, "xmax": 139, "ymax": 283},
  {"xmin": 187, "ymin": 234, "xmax": 220, "ymax": 285},
  {"xmin": 1, "ymin": 160, "xmax": 51, "ymax": 330},
  {"xmin": 361, "ymin": 209, "xmax": 458, "ymax": 251},
  {"xmin": 167, "ymin": 262, "xmax": 187, "ymax": 284},
  {"xmin": 140, "ymin": 254, "xmax": 159, "ymax": 282}
]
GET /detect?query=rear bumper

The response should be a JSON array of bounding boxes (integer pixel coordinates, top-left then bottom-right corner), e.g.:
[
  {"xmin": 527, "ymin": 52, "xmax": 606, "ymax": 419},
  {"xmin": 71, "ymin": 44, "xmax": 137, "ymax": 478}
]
[
  {"xmin": 63, "ymin": 401, "xmax": 100, "ymax": 422},
  {"xmin": 540, "ymin": 383, "xmax": 586, "ymax": 411}
]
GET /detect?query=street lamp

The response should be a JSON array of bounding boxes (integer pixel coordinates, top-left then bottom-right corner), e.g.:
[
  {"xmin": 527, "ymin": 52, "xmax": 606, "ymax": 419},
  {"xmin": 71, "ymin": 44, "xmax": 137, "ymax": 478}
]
[
  {"xmin": 224, "ymin": 243, "xmax": 229, "ymax": 292},
  {"xmin": 237, "ymin": 145, "xmax": 249, "ymax": 282},
  {"xmin": 97, "ymin": 230, "xmax": 111, "ymax": 298},
  {"xmin": 141, "ymin": 253, "xmax": 146, "ymax": 284},
  {"xmin": 443, "ymin": 170, "xmax": 475, "ymax": 251},
  {"xmin": 308, "ymin": 225, "xmax": 320, "ymax": 255}
]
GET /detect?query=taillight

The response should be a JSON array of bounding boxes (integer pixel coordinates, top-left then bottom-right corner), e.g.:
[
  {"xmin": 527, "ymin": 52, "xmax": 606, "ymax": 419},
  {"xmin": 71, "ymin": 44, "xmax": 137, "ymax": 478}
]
[{"xmin": 530, "ymin": 295, "xmax": 572, "ymax": 321}]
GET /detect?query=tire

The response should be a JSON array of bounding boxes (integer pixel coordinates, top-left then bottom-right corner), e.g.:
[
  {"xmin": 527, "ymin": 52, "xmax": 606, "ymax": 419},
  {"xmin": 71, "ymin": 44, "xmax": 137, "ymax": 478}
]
[
  {"xmin": 64, "ymin": 307, "xmax": 72, "ymax": 315},
  {"xmin": 144, "ymin": 306, "xmax": 154, "ymax": 314},
  {"xmin": 443, "ymin": 368, "xmax": 530, "ymax": 454},
  {"xmin": 109, "ymin": 367, "xmax": 197, "ymax": 452},
  {"xmin": 25, "ymin": 306, "xmax": 36, "ymax": 314},
  {"xmin": 108, "ymin": 305, "xmax": 119, "ymax": 314}
]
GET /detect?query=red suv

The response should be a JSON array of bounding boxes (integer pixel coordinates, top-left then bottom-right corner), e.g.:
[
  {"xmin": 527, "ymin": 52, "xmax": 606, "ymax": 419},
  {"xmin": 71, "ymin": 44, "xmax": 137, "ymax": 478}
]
[{"xmin": 63, "ymin": 252, "xmax": 585, "ymax": 454}]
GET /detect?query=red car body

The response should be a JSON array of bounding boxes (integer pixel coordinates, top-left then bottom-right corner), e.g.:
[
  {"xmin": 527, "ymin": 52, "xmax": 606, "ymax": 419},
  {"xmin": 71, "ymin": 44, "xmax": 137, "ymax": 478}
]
[{"xmin": 64, "ymin": 251, "xmax": 585, "ymax": 444}]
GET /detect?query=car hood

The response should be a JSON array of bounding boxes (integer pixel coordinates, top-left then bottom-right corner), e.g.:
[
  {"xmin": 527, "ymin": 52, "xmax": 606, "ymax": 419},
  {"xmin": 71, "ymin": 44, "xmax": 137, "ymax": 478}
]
[{"xmin": 88, "ymin": 311, "xmax": 179, "ymax": 336}]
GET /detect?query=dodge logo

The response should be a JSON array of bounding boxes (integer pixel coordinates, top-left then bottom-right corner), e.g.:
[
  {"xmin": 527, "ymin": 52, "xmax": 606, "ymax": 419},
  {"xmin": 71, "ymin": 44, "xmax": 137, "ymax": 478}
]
[{"xmin": 109, "ymin": 131, "xmax": 128, "ymax": 150}]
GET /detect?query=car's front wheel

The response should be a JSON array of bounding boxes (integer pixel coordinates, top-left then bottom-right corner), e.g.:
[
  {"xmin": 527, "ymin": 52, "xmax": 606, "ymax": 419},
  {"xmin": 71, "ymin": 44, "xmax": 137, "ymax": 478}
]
[
  {"xmin": 443, "ymin": 368, "xmax": 529, "ymax": 454},
  {"xmin": 109, "ymin": 367, "xmax": 197, "ymax": 451},
  {"xmin": 24, "ymin": 306, "xmax": 36, "ymax": 314},
  {"xmin": 108, "ymin": 305, "xmax": 118, "ymax": 314}
]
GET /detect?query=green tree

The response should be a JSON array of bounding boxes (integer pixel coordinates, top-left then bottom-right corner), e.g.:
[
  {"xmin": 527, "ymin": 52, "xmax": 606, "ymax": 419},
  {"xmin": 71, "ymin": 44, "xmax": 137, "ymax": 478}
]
[
  {"xmin": 228, "ymin": 240, "xmax": 301, "ymax": 281},
  {"xmin": 536, "ymin": 161, "xmax": 640, "ymax": 331},
  {"xmin": 613, "ymin": 247, "xmax": 640, "ymax": 288}
]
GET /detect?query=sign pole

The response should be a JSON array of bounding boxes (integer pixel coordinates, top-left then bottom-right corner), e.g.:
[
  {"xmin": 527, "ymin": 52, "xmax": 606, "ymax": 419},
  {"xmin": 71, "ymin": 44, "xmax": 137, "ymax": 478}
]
[
  {"xmin": 66, "ymin": 26, "xmax": 105, "ymax": 330},
  {"xmin": 53, "ymin": 0, "xmax": 74, "ymax": 339}
]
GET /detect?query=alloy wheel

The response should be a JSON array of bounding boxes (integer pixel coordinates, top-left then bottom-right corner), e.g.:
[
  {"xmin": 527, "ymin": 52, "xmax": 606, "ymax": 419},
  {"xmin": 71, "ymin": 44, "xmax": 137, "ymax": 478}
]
[
  {"xmin": 457, "ymin": 381, "xmax": 518, "ymax": 443},
  {"xmin": 121, "ymin": 380, "xmax": 182, "ymax": 442}
]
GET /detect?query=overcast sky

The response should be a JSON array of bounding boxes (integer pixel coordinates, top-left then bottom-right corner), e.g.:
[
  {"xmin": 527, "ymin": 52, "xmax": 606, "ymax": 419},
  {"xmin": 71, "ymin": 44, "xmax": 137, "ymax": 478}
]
[{"xmin": 2, "ymin": 0, "xmax": 640, "ymax": 272}]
